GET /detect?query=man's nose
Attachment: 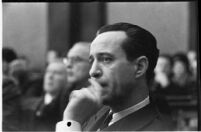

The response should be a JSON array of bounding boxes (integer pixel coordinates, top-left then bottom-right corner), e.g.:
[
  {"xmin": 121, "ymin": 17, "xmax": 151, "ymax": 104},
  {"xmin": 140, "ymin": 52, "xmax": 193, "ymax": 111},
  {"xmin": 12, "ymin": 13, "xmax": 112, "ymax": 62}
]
[
  {"xmin": 46, "ymin": 72, "xmax": 54, "ymax": 80},
  {"xmin": 89, "ymin": 61, "xmax": 102, "ymax": 78},
  {"xmin": 66, "ymin": 60, "xmax": 73, "ymax": 69}
]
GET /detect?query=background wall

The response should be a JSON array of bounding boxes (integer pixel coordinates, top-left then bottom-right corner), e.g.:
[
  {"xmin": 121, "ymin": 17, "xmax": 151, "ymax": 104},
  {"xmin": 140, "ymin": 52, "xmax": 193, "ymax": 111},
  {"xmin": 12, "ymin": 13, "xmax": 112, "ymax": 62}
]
[
  {"xmin": 48, "ymin": 3, "xmax": 70, "ymax": 56},
  {"xmin": 107, "ymin": 2, "xmax": 195, "ymax": 54},
  {"xmin": 3, "ymin": 2, "xmax": 197, "ymax": 70},
  {"xmin": 48, "ymin": 2, "xmax": 105, "ymax": 57},
  {"xmin": 3, "ymin": 3, "xmax": 48, "ymax": 70}
]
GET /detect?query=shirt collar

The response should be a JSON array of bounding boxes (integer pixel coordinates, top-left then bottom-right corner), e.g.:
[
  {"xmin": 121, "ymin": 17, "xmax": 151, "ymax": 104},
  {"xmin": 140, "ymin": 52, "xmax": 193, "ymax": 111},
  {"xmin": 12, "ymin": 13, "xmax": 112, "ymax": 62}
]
[
  {"xmin": 109, "ymin": 96, "xmax": 150, "ymax": 126},
  {"xmin": 44, "ymin": 93, "xmax": 54, "ymax": 105}
]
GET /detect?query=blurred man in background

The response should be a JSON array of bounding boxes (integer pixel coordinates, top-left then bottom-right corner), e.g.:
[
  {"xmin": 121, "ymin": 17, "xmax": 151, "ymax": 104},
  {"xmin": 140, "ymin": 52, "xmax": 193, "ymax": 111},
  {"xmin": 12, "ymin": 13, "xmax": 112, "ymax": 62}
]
[
  {"xmin": 172, "ymin": 52, "xmax": 196, "ymax": 96},
  {"xmin": 154, "ymin": 54, "xmax": 173, "ymax": 89},
  {"xmin": 150, "ymin": 54, "xmax": 174, "ymax": 116},
  {"xmin": 187, "ymin": 50, "xmax": 197, "ymax": 81},
  {"xmin": 2, "ymin": 47, "xmax": 21, "ymax": 131},
  {"xmin": 2, "ymin": 47, "xmax": 18, "ymax": 77},
  {"xmin": 46, "ymin": 50, "xmax": 60, "ymax": 66},
  {"xmin": 9, "ymin": 56, "xmax": 44, "ymax": 98},
  {"xmin": 21, "ymin": 60, "xmax": 67, "ymax": 131},
  {"xmin": 59, "ymin": 42, "xmax": 91, "ymax": 117}
]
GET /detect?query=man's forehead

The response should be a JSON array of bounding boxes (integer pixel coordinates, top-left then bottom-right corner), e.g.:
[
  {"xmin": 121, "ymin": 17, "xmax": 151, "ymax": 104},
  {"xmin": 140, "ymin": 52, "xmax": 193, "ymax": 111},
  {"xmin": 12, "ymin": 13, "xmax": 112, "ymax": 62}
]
[
  {"xmin": 68, "ymin": 44, "xmax": 90, "ymax": 57},
  {"xmin": 47, "ymin": 62, "xmax": 66, "ymax": 71},
  {"xmin": 90, "ymin": 31, "xmax": 127, "ymax": 54}
]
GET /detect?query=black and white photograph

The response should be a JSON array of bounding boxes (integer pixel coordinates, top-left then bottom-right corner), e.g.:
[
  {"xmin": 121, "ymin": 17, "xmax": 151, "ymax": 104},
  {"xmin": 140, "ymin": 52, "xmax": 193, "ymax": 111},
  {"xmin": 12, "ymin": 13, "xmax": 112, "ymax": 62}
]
[{"xmin": 1, "ymin": 2, "xmax": 199, "ymax": 131}]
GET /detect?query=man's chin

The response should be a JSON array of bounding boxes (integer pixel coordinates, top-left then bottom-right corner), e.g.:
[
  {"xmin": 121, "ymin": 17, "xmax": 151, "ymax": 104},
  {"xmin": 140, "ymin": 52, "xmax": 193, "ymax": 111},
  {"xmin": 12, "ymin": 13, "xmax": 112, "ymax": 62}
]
[
  {"xmin": 101, "ymin": 95, "xmax": 113, "ymax": 106},
  {"xmin": 67, "ymin": 77, "xmax": 76, "ymax": 84}
]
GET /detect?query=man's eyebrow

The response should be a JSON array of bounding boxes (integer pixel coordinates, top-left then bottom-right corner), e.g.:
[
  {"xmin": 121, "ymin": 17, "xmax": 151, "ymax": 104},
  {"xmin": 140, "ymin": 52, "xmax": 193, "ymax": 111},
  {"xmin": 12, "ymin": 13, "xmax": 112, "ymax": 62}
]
[
  {"xmin": 89, "ymin": 52, "xmax": 114, "ymax": 60},
  {"xmin": 89, "ymin": 52, "xmax": 111, "ymax": 57},
  {"xmin": 97, "ymin": 52, "xmax": 113, "ymax": 57},
  {"xmin": 94, "ymin": 52, "xmax": 110, "ymax": 56}
]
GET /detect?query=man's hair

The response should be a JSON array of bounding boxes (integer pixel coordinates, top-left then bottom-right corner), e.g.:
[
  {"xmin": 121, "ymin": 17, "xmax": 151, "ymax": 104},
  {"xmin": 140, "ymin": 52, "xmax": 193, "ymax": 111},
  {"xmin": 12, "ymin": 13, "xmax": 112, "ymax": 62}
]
[
  {"xmin": 97, "ymin": 22, "xmax": 159, "ymax": 83},
  {"xmin": 3, "ymin": 47, "xmax": 18, "ymax": 63}
]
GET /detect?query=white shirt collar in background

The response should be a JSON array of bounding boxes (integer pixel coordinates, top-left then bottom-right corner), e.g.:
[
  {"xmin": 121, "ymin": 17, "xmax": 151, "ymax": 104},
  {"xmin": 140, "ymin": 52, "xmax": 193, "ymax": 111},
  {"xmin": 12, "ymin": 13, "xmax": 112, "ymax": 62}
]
[{"xmin": 44, "ymin": 93, "xmax": 54, "ymax": 105}]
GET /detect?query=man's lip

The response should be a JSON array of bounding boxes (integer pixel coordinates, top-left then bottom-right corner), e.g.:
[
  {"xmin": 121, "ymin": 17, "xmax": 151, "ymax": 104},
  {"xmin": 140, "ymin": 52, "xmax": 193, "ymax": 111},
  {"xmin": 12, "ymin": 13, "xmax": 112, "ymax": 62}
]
[
  {"xmin": 99, "ymin": 82, "xmax": 108, "ymax": 87},
  {"xmin": 67, "ymin": 72, "xmax": 73, "ymax": 76},
  {"xmin": 89, "ymin": 78, "xmax": 108, "ymax": 88},
  {"xmin": 47, "ymin": 82, "xmax": 53, "ymax": 86}
]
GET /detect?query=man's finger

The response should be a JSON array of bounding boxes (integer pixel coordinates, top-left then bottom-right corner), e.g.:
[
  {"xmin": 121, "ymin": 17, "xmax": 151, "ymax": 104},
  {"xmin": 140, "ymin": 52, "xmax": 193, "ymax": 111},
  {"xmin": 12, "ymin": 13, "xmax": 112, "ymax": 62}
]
[
  {"xmin": 88, "ymin": 78, "xmax": 102, "ymax": 92},
  {"xmin": 88, "ymin": 79, "xmax": 102, "ymax": 104}
]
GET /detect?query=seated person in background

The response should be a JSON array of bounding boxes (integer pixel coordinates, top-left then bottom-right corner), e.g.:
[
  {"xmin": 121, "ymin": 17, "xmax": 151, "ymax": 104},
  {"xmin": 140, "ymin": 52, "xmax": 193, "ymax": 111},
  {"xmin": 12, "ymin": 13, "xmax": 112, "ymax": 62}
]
[
  {"xmin": 46, "ymin": 50, "xmax": 60, "ymax": 66},
  {"xmin": 9, "ymin": 56, "xmax": 44, "ymax": 97},
  {"xmin": 171, "ymin": 52, "xmax": 197, "ymax": 96},
  {"xmin": 56, "ymin": 22, "xmax": 176, "ymax": 131},
  {"xmin": 59, "ymin": 42, "xmax": 91, "ymax": 117},
  {"xmin": 153, "ymin": 54, "xmax": 173, "ymax": 90},
  {"xmin": 187, "ymin": 50, "xmax": 197, "ymax": 81},
  {"xmin": 150, "ymin": 54, "xmax": 174, "ymax": 115},
  {"xmin": 21, "ymin": 60, "xmax": 67, "ymax": 131},
  {"xmin": 2, "ymin": 47, "xmax": 21, "ymax": 131},
  {"xmin": 3, "ymin": 47, "xmax": 18, "ymax": 78}
]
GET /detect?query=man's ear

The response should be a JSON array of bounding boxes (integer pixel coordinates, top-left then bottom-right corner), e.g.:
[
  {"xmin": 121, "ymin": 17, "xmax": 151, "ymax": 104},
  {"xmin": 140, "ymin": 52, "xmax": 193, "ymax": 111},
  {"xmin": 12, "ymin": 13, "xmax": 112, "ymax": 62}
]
[{"xmin": 133, "ymin": 56, "xmax": 149, "ymax": 78}]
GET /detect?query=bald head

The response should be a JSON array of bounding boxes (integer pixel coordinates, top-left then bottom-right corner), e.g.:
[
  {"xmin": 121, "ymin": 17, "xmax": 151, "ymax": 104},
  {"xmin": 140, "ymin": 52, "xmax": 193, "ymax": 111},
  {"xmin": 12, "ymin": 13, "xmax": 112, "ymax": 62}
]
[
  {"xmin": 68, "ymin": 42, "xmax": 90, "ymax": 60},
  {"xmin": 65, "ymin": 42, "xmax": 91, "ymax": 85}
]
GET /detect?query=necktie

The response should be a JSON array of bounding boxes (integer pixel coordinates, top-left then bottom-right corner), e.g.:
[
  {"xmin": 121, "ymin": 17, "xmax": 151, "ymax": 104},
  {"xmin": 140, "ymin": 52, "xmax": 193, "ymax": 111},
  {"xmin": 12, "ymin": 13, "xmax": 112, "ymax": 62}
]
[{"xmin": 99, "ymin": 111, "xmax": 113, "ymax": 130}]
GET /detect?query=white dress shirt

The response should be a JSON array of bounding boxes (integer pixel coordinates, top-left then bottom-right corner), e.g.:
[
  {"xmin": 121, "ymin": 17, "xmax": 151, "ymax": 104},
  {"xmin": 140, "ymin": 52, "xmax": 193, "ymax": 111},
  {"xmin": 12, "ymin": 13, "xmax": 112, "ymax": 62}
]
[
  {"xmin": 55, "ymin": 96, "xmax": 150, "ymax": 132},
  {"xmin": 109, "ymin": 96, "xmax": 150, "ymax": 126}
]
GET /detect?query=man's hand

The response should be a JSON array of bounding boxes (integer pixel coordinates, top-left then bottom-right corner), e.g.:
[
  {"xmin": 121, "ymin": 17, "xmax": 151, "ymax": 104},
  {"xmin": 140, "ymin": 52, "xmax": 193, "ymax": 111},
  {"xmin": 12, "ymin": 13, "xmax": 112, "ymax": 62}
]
[{"xmin": 63, "ymin": 79, "xmax": 103, "ymax": 125}]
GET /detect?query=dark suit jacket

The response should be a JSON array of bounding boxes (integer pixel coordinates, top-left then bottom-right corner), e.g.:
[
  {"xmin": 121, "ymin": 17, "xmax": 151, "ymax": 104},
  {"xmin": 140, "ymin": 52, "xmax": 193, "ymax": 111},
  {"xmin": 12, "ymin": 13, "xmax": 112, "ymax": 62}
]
[
  {"xmin": 3, "ymin": 77, "xmax": 21, "ymax": 131},
  {"xmin": 83, "ymin": 103, "xmax": 176, "ymax": 131},
  {"xmin": 21, "ymin": 95, "xmax": 62, "ymax": 131}
]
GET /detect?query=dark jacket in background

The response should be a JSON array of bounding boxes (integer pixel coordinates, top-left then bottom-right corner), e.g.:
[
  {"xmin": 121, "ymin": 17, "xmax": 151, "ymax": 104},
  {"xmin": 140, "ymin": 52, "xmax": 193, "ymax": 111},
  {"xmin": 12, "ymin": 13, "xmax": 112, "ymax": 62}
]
[
  {"xmin": 3, "ymin": 76, "xmax": 21, "ymax": 131},
  {"xmin": 21, "ymin": 94, "xmax": 62, "ymax": 131}
]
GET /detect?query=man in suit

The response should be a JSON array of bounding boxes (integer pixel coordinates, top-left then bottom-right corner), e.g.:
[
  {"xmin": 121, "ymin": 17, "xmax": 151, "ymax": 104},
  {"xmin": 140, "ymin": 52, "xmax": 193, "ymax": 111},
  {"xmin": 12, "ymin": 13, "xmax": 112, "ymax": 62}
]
[
  {"xmin": 21, "ymin": 60, "xmax": 67, "ymax": 131},
  {"xmin": 59, "ymin": 42, "xmax": 91, "ymax": 117},
  {"xmin": 2, "ymin": 47, "xmax": 21, "ymax": 131},
  {"xmin": 56, "ymin": 22, "xmax": 176, "ymax": 131}
]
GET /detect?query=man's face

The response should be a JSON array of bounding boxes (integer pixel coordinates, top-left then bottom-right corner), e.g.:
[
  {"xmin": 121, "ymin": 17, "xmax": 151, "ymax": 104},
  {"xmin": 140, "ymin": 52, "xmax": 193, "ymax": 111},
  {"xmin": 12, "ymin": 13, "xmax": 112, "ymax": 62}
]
[
  {"xmin": 173, "ymin": 61, "xmax": 186, "ymax": 78},
  {"xmin": 44, "ymin": 62, "xmax": 67, "ymax": 94},
  {"xmin": 89, "ymin": 31, "xmax": 136, "ymax": 106},
  {"xmin": 66, "ymin": 44, "xmax": 91, "ymax": 84},
  {"xmin": 155, "ymin": 57, "xmax": 171, "ymax": 76},
  {"xmin": 3, "ymin": 60, "xmax": 9, "ymax": 75}
]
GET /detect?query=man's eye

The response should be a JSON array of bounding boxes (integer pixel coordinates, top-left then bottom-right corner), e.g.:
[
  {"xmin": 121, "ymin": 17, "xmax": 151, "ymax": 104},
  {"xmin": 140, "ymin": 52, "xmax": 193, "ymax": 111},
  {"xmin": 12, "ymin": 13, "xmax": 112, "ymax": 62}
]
[{"xmin": 102, "ymin": 57, "xmax": 112, "ymax": 63}]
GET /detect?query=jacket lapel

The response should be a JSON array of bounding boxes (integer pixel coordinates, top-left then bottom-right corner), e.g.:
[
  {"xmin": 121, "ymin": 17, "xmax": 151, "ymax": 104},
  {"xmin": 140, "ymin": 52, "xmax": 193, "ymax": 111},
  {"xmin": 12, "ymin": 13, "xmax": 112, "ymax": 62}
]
[
  {"xmin": 82, "ymin": 106, "xmax": 110, "ymax": 131},
  {"xmin": 102, "ymin": 103, "xmax": 158, "ymax": 131}
]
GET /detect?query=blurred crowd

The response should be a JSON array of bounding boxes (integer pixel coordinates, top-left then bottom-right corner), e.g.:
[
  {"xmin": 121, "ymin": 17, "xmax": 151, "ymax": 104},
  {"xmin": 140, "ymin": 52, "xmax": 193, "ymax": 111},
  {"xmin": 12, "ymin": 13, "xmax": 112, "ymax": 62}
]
[{"xmin": 2, "ymin": 44, "xmax": 198, "ymax": 131}]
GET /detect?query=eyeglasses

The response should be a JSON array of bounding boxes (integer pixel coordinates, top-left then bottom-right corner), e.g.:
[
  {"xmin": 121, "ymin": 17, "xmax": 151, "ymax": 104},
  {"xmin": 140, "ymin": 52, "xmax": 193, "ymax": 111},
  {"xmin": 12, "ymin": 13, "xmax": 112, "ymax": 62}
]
[{"xmin": 63, "ymin": 56, "xmax": 89, "ymax": 65}]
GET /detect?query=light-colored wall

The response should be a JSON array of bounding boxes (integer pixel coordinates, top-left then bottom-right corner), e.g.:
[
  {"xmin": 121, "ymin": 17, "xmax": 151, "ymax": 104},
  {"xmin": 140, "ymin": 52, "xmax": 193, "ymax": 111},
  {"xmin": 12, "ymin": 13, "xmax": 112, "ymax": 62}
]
[
  {"xmin": 107, "ymin": 2, "xmax": 190, "ymax": 54},
  {"xmin": 3, "ymin": 3, "xmax": 48, "ymax": 70}
]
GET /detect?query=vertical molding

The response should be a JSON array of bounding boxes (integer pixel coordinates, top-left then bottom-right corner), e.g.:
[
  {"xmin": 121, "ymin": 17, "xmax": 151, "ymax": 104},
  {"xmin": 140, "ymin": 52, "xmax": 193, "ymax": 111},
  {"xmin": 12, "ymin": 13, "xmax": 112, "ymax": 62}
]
[
  {"xmin": 193, "ymin": 1, "xmax": 201, "ymax": 130},
  {"xmin": 48, "ymin": 3, "xmax": 107, "ymax": 54},
  {"xmin": 48, "ymin": 3, "xmax": 71, "ymax": 57},
  {"xmin": 79, "ymin": 2, "xmax": 107, "ymax": 41},
  {"xmin": 188, "ymin": 2, "xmax": 197, "ymax": 51},
  {"xmin": 69, "ymin": 3, "xmax": 81, "ymax": 47},
  {"xmin": 99, "ymin": 2, "xmax": 107, "ymax": 28}
]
